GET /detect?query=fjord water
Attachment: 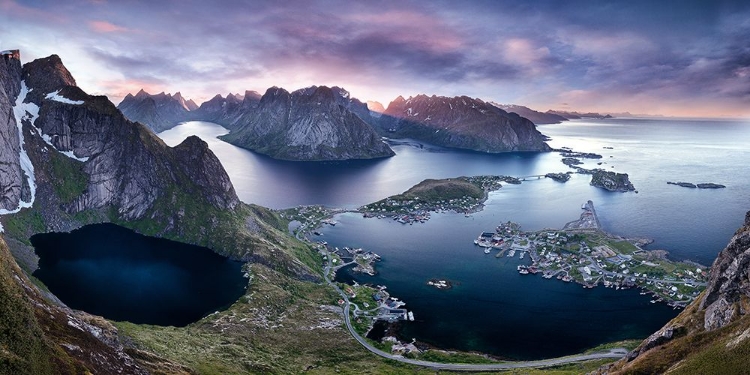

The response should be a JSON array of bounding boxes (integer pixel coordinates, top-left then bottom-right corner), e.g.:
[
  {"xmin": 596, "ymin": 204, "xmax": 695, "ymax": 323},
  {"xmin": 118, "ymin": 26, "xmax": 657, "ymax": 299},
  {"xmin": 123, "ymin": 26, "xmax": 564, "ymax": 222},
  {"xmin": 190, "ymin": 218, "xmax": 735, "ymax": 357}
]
[
  {"xmin": 31, "ymin": 224, "xmax": 246, "ymax": 327},
  {"xmin": 159, "ymin": 117, "xmax": 750, "ymax": 358}
]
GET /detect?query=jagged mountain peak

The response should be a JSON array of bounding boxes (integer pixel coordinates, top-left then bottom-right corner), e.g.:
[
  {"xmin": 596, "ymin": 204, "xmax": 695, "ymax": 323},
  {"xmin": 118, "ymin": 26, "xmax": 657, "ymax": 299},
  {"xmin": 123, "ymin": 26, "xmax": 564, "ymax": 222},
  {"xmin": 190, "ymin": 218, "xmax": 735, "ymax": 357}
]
[
  {"xmin": 21, "ymin": 54, "xmax": 77, "ymax": 105},
  {"xmin": 135, "ymin": 88, "xmax": 149, "ymax": 98},
  {"xmin": 118, "ymin": 88, "xmax": 194, "ymax": 132}
]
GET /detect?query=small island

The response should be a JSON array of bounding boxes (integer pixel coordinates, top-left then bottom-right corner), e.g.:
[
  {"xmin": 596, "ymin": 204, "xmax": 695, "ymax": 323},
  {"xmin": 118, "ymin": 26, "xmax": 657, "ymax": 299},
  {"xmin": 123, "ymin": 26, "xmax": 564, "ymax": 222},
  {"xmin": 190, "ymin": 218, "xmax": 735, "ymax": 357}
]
[
  {"xmin": 360, "ymin": 175, "xmax": 521, "ymax": 223},
  {"xmin": 668, "ymin": 181, "xmax": 725, "ymax": 189},
  {"xmin": 545, "ymin": 172, "xmax": 571, "ymax": 183}
]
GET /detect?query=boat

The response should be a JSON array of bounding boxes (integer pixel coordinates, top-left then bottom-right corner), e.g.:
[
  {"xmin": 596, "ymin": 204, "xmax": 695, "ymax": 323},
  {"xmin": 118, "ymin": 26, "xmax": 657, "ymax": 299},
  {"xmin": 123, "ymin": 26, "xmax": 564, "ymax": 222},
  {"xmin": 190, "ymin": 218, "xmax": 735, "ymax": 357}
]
[
  {"xmin": 484, "ymin": 248, "xmax": 491, "ymax": 254},
  {"xmin": 508, "ymin": 249, "xmax": 516, "ymax": 257},
  {"xmin": 519, "ymin": 269, "xmax": 529, "ymax": 275},
  {"xmin": 408, "ymin": 311, "xmax": 415, "ymax": 321}
]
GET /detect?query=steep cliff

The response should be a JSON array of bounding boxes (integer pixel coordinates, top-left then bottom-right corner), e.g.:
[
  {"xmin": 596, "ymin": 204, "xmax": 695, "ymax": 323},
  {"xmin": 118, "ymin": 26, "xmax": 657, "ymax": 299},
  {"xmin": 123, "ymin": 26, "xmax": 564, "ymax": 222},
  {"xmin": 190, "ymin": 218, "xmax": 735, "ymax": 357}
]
[
  {"xmin": 0, "ymin": 51, "xmax": 25, "ymax": 213},
  {"xmin": 380, "ymin": 94, "xmax": 550, "ymax": 152},
  {"xmin": 117, "ymin": 89, "xmax": 194, "ymax": 133},
  {"xmin": 220, "ymin": 86, "xmax": 395, "ymax": 161},
  {"xmin": 606, "ymin": 212, "xmax": 750, "ymax": 374}
]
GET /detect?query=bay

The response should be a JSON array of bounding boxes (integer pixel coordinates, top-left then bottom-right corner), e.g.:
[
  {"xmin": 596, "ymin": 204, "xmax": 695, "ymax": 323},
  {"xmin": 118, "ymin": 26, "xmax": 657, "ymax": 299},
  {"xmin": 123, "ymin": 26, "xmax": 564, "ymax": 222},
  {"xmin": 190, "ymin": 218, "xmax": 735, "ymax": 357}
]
[{"xmin": 157, "ymin": 117, "xmax": 750, "ymax": 358}]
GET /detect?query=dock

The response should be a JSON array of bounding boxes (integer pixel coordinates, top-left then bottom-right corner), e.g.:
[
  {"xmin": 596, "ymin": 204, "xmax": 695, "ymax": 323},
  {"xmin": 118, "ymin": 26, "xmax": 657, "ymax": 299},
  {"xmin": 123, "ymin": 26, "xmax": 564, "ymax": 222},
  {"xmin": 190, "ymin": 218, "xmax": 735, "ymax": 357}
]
[{"xmin": 562, "ymin": 200, "xmax": 600, "ymax": 231}]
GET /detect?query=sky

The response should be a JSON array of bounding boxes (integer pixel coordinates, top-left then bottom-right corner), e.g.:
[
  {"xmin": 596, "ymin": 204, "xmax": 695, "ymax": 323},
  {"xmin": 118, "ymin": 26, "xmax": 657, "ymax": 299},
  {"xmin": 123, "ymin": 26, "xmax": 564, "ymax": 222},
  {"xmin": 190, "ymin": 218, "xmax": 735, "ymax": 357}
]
[{"xmin": 1, "ymin": 0, "xmax": 749, "ymax": 117}]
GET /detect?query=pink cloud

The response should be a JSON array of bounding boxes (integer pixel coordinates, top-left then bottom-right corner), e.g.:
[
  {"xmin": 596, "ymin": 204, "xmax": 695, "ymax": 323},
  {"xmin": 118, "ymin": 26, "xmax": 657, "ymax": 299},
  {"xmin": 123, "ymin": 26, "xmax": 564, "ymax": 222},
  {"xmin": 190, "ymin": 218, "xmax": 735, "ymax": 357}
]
[
  {"xmin": 0, "ymin": 0, "xmax": 66, "ymax": 22},
  {"xmin": 89, "ymin": 20, "xmax": 129, "ymax": 33}
]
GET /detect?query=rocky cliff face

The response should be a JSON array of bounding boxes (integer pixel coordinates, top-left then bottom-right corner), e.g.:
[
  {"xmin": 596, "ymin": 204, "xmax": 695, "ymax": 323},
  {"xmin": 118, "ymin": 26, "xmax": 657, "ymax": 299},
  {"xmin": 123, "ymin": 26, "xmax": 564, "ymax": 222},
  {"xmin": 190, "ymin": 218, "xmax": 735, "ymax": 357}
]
[
  {"xmin": 700, "ymin": 211, "xmax": 750, "ymax": 330},
  {"xmin": 220, "ymin": 86, "xmax": 395, "ymax": 161},
  {"xmin": 18, "ymin": 56, "xmax": 239, "ymax": 221},
  {"xmin": 0, "ymin": 51, "xmax": 25, "ymax": 212},
  {"xmin": 492, "ymin": 103, "xmax": 568, "ymax": 125},
  {"xmin": 380, "ymin": 94, "xmax": 550, "ymax": 152},
  {"xmin": 117, "ymin": 89, "xmax": 194, "ymax": 133},
  {"xmin": 0, "ymin": 53, "xmax": 243, "ymax": 237},
  {"xmin": 605, "ymin": 212, "xmax": 750, "ymax": 374}
]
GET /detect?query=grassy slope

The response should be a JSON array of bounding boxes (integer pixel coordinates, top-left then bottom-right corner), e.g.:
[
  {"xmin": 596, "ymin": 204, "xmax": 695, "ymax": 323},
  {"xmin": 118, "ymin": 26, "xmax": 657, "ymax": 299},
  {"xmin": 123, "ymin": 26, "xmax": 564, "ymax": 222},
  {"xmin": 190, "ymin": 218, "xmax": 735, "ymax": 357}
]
[
  {"xmin": 0, "ymin": 237, "xmax": 61, "ymax": 375},
  {"xmin": 401, "ymin": 178, "xmax": 485, "ymax": 200},
  {"xmin": 608, "ymin": 296, "xmax": 750, "ymax": 374}
]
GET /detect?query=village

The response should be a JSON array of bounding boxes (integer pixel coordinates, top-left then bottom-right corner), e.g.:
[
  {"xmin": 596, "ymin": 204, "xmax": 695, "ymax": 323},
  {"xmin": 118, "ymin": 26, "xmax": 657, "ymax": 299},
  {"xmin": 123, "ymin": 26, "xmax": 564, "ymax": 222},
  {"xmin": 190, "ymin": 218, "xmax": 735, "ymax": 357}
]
[
  {"xmin": 359, "ymin": 175, "xmax": 522, "ymax": 224},
  {"xmin": 473, "ymin": 202, "xmax": 708, "ymax": 308}
]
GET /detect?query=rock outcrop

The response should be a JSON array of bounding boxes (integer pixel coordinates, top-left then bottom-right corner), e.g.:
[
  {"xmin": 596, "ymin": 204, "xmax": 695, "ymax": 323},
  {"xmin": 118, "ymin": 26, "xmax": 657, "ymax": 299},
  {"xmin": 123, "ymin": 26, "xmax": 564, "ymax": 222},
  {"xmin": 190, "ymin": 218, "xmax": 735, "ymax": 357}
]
[
  {"xmin": 117, "ymin": 89, "xmax": 195, "ymax": 133},
  {"xmin": 0, "ymin": 50, "xmax": 24, "ymax": 212},
  {"xmin": 379, "ymin": 94, "xmax": 550, "ymax": 153},
  {"xmin": 700, "ymin": 211, "xmax": 750, "ymax": 330},
  {"xmin": 492, "ymin": 103, "xmax": 568, "ymax": 124},
  {"xmin": 588, "ymin": 170, "xmax": 635, "ymax": 192},
  {"xmin": 220, "ymin": 86, "xmax": 395, "ymax": 161}
]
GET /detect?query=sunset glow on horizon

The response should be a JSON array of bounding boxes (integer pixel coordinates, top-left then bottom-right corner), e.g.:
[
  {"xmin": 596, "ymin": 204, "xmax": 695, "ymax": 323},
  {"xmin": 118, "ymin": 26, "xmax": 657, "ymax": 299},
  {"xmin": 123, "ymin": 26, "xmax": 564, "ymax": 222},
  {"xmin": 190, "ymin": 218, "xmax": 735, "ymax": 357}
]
[{"xmin": 1, "ymin": 0, "xmax": 749, "ymax": 118}]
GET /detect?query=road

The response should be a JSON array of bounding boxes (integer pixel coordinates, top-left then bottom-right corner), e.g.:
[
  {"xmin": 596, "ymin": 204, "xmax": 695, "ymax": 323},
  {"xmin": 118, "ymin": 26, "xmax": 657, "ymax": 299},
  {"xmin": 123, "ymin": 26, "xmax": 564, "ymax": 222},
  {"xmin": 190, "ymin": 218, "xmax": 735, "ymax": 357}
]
[{"xmin": 320, "ymin": 247, "xmax": 628, "ymax": 371}]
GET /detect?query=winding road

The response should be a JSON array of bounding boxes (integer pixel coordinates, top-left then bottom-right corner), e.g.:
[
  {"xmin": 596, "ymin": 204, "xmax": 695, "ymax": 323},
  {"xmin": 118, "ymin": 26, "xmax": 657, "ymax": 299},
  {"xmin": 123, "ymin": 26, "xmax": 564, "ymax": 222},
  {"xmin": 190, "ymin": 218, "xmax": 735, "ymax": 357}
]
[{"xmin": 320, "ymin": 248, "xmax": 629, "ymax": 371}]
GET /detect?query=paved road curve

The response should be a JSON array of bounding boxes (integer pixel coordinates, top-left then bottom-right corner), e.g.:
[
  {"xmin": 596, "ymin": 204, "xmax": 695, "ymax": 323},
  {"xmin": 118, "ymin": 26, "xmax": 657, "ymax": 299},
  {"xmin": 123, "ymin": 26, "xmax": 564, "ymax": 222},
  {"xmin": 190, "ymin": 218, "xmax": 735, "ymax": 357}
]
[{"xmin": 321, "ymin": 251, "xmax": 629, "ymax": 371}]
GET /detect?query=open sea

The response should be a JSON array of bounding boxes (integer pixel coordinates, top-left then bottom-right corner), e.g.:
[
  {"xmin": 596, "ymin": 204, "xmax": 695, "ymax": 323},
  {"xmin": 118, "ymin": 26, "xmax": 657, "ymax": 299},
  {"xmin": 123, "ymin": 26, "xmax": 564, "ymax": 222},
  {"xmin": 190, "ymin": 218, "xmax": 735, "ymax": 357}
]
[{"xmin": 157, "ymin": 117, "xmax": 750, "ymax": 359}]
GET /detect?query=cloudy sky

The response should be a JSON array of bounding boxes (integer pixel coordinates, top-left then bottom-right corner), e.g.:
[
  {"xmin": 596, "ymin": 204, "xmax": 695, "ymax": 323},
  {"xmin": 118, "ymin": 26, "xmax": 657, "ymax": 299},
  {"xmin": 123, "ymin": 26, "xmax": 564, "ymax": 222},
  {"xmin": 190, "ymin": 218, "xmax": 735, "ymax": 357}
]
[{"xmin": 2, "ymin": 0, "xmax": 749, "ymax": 117}]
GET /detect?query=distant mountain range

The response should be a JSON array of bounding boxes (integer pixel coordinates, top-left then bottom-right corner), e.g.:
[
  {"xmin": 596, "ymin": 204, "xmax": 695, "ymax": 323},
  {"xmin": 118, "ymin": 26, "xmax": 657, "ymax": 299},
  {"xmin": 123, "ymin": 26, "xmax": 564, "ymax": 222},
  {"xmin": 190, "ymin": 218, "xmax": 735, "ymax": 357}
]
[
  {"xmin": 492, "ymin": 103, "xmax": 568, "ymax": 124},
  {"xmin": 117, "ymin": 88, "xmax": 590, "ymax": 160},
  {"xmin": 546, "ymin": 109, "xmax": 612, "ymax": 119},
  {"xmin": 118, "ymin": 89, "xmax": 197, "ymax": 133}
]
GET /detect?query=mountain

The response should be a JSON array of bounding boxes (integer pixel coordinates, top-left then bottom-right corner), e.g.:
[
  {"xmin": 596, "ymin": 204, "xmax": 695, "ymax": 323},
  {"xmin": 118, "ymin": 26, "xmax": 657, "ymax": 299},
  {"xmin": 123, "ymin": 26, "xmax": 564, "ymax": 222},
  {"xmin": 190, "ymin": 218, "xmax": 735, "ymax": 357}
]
[
  {"xmin": 606, "ymin": 211, "xmax": 750, "ymax": 374},
  {"xmin": 492, "ymin": 103, "xmax": 568, "ymax": 125},
  {"xmin": 379, "ymin": 94, "xmax": 551, "ymax": 152},
  {"xmin": 546, "ymin": 109, "xmax": 612, "ymax": 119},
  {"xmin": 117, "ymin": 89, "xmax": 194, "ymax": 133},
  {"xmin": 191, "ymin": 91, "xmax": 262, "ymax": 129},
  {"xmin": 220, "ymin": 85, "xmax": 395, "ymax": 161},
  {"xmin": 366, "ymin": 100, "xmax": 386, "ymax": 113}
]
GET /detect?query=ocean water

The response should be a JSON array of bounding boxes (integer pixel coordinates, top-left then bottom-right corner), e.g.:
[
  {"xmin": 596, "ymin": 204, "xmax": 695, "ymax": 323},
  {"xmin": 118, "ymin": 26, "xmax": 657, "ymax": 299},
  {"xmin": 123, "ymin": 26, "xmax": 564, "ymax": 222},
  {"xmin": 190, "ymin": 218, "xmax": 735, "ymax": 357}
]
[{"xmin": 158, "ymin": 117, "xmax": 750, "ymax": 358}]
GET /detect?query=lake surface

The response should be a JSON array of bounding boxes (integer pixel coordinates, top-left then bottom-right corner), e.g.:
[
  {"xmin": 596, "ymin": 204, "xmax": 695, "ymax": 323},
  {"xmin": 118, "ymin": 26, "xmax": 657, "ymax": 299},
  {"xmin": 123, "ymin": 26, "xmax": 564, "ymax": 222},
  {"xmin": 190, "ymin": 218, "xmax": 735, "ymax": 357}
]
[
  {"xmin": 31, "ymin": 223, "xmax": 247, "ymax": 327},
  {"xmin": 158, "ymin": 117, "xmax": 750, "ymax": 358}
]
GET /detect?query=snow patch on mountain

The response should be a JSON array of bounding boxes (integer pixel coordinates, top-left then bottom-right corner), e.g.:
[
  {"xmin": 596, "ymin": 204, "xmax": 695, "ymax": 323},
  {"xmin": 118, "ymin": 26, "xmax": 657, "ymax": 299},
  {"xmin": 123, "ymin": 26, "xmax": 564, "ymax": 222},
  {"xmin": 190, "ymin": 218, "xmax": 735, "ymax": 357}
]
[
  {"xmin": 45, "ymin": 89, "xmax": 84, "ymax": 105},
  {"xmin": 1, "ymin": 81, "xmax": 37, "ymax": 218}
]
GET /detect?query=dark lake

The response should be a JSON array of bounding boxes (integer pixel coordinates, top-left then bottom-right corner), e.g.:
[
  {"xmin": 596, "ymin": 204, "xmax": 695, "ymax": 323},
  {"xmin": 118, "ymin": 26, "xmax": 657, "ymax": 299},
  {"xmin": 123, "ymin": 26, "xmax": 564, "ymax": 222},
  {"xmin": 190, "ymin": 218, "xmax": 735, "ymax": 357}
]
[{"xmin": 31, "ymin": 223, "xmax": 247, "ymax": 327}]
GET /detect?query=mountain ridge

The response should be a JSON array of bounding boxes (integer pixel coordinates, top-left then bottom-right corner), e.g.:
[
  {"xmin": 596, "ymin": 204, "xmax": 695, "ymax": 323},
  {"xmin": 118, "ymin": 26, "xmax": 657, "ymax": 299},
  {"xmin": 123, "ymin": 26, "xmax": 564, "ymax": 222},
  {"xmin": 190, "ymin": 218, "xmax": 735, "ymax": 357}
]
[
  {"xmin": 376, "ymin": 94, "xmax": 551, "ymax": 152},
  {"xmin": 219, "ymin": 85, "xmax": 395, "ymax": 161}
]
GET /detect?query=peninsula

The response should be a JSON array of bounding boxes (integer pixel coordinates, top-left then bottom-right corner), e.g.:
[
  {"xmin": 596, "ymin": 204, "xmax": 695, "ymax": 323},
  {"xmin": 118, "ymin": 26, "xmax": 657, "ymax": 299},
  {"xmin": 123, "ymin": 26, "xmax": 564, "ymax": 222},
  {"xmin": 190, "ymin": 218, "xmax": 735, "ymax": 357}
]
[{"xmin": 474, "ymin": 201, "xmax": 707, "ymax": 308}]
